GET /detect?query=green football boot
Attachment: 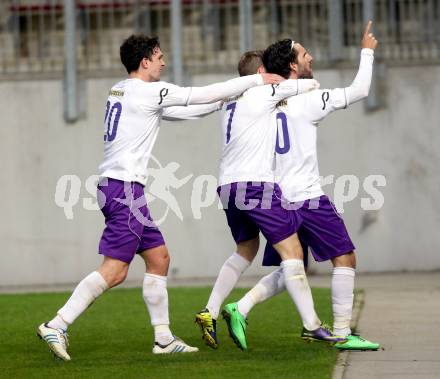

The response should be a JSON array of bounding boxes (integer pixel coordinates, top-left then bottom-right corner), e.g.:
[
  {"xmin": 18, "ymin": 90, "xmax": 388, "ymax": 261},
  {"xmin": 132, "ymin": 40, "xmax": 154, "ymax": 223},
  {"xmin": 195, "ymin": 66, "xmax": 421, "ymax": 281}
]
[
  {"xmin": 335, "ymin": 334, "xmax": 380, "ymax": 351},
  {"xmin": 222, "ymin": 302, "xmax": 248, "ymax": 350}
]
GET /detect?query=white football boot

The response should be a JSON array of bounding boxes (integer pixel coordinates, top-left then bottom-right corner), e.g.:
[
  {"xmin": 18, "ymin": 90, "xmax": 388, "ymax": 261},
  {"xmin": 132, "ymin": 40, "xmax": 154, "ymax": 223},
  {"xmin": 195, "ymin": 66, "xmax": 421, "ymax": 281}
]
[
  {"xmin": 37, "ymin": 323, "xmax": 71, "ymax": 361},
  {"xmin": 152, "ymin": 336, "xmax": 199, "ymax": 354}
]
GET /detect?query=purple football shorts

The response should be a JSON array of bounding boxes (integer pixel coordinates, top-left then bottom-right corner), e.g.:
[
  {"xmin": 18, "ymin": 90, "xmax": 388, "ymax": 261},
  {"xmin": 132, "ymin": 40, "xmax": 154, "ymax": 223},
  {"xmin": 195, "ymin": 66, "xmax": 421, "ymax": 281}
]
[
  {"xmin": 217, "ymin": 182, "xmax": 301, "ymax": 246},
  {"xmin": 97, "ymin": 178, "xmax": 165, "ymax": 264},
  {"xmin": 263, "ymin": 195, "xmax": 355, "ymax": 266}
]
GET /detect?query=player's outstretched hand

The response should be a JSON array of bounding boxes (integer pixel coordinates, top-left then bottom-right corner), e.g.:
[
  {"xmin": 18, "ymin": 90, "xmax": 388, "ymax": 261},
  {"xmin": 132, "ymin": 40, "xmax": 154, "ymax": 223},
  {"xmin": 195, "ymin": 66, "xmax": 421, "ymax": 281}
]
[
  {"xmin": 362, "ymin": 20, "xmax": 378, "ymax": 50},
  {"xmin": 261, "ymin": 73, "xmax": 285, "ymax": 85}
]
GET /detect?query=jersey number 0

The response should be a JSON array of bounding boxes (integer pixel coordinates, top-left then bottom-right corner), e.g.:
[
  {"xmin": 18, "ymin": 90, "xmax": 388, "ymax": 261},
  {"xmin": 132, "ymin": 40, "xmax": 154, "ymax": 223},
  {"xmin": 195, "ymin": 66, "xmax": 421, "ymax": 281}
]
[{"xmin": 275, "ymin": 112, "xmax": 290, "ymax": 154}]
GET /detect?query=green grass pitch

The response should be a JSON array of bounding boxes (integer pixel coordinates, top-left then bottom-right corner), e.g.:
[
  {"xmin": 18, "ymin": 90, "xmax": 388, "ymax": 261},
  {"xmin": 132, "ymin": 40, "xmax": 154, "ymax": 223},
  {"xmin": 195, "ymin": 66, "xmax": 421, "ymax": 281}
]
[{"xmin": 0, "ymin": 287, "xmax": 337, "ymax": 379}]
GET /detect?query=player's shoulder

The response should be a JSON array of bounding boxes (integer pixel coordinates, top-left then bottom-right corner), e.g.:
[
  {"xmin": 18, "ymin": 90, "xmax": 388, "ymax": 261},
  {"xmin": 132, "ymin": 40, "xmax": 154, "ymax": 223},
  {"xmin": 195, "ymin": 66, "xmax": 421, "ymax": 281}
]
[
  {"xmin": 149, "ymin": 80, "xmax": 178, "ymax": 88},
  {"xmin": 221, "ymin": 85, "xmax": 260, "ymax": 105},
  {"xmin": 285, "ymin": 88, "xmax": 329, "ymax": 105},
  {"xmin": 241, "ymin": 84, "xmax": 281, "ymax": 103},
  {"xmin": 143, "ymin": 81, "xmax": 172, "ymax": 94},
  {"xmin": 278, "ymin": 89, "xmax": 322, "ymax": 115},
  {"xmin": 110, "ymin": 79, "xmax": 127, "ymax": 90},
  {"xmin": 127, "ymin": 79, "xmax": 178, "ymax": 91},
  {"xmin": 224, "ymin": 89, "xmax": 248, "ymax": 104},
  {"xmin": 251, "ymin": 84, "xmax": 279, "ymax": 96},
  {"xmin": 129, "ymin": 81, "xmax": 182, "ymax": 104},
  {"xmin": 107, "ymin": 79, "xmax": 128, "ymax": 99}
]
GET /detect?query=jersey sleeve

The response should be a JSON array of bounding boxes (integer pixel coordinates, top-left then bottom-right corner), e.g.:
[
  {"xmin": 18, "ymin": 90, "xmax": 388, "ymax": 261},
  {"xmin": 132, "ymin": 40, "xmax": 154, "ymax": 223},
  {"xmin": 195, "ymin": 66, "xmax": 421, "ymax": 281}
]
[
  {"xmin": 302, "ymin": 88, "xmax": 348, "ymax": 122},
  {"xmin": 147, "ymin": 82, "xmax": 193, "ymax": 108},
  {"xmin": 161, "ymin": 102, "xmax": 221, "ymax": 121},
  {"xmin": 263, "ymin": 78, "xmax": 320, "ymax": 108},
  {"xmin": 187, "ymin": 74, "xmax": 264, "ymax": 104},
  {"xmin": 150, "ymin": 75, "xmax": 263, "ymax": 108},
  {"xmin": 303, "ymin": 48, "xmax": 374, "ymax": 123},
  {"xmin": 345, "ymin": 48, "xmax": 374, "ymax": 105}
]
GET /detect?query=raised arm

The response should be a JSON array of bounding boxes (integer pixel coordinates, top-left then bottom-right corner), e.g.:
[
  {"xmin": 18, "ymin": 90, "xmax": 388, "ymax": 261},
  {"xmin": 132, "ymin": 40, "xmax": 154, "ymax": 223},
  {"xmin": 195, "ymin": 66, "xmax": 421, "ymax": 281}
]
[
  {"xmin": 345, "ymin": 20, "xmax": 377, "ymax": 104},
  {"xmin": 162, "ymin": 102, "xmax": 221, "ymax": 121},
  {"xmin": 304, "ymin": 21, "xmax": 378, "ymax": 122}
]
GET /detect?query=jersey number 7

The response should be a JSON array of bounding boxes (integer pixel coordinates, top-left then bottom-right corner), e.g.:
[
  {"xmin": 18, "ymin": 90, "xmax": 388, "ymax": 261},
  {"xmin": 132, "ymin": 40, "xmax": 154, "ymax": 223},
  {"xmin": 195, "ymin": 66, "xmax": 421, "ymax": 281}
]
[{"xmin": 225, "ymin": 102, "xmax": 237, "ymax": 144}]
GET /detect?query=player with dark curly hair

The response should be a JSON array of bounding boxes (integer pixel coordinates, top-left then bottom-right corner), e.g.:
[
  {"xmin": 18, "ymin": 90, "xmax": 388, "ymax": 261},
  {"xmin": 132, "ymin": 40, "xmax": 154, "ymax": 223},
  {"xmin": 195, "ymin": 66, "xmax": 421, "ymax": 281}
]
[
  {"xmin": 262, "ymin": 39, "xmax": 301, "ymax": 79},
  {"xmin": 119, "ymin": 35, "xmax": 161, "ymax": 74}
]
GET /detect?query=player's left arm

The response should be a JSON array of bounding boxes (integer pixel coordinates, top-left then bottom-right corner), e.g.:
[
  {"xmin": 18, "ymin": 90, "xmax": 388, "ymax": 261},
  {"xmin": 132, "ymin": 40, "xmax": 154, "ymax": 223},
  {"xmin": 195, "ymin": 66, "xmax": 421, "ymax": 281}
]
[
  {"xmin": 162, "ymin": 102, "xmax": 222, "ymax": 121},
  {"xmin": 151, "ymin": 74, "xmax": 284, "ymax": 109},
  {"xmin": 305, "ymin": 21, "xmax": 378, "ymax": 122}
]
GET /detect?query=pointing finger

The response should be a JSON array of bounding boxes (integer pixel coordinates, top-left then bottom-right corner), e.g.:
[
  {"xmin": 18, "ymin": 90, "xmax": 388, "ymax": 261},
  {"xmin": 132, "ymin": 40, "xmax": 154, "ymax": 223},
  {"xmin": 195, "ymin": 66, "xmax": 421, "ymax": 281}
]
[{"xmin": 364, "ymin": 20, "xmax": 372, "ymax": 36}]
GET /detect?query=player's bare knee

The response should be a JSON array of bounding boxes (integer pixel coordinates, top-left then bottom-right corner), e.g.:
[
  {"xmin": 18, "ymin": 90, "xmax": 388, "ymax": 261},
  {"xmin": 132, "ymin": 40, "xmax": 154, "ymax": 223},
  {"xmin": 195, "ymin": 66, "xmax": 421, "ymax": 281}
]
[
  {"xmin": 332, "ymin": 251, "xmax": 356, "ymax": 269},
  {"xmin": 158, "ymin": 252, "xmax": 171, "ymax": 269},
  {"xmin": 98, "ymin": 257, "xmax": 129, "ymax": 287},
  {"xmin": 144, "ymin": 248, "xmax": 170, "ymax": 275},
  {"xmin": 237, "ymin": 237, "xmax": 259, "ymax": 262},
  {"xmin": 274, "ymin": 233, "xmax": 303, "ymax": 260},
  {"xmin": 153, "ymin": 247, "xmax": 170, "ymax": 266},
  {"xmin": 109, "ymin": 265, "xmax": 129, "ymax": 287},
  {"xmin": 111, "ymin": 270, "xmax": 128, "ymax": 287}
]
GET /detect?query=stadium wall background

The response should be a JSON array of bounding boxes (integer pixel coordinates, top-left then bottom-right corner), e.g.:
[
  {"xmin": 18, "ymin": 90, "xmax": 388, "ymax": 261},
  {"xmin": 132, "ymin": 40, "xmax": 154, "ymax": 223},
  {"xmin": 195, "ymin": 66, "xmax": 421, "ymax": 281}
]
[{"xmin": 1, "ymin": 67, "xmax": 439, "ymax": 287}]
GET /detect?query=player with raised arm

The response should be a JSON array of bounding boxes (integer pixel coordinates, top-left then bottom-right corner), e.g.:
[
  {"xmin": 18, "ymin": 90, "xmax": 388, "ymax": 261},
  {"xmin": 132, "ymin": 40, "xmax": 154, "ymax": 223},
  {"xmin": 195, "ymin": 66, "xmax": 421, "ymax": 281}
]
[
  {"xmin": 36, "ymin": 35, "xmax": 285, "ymax": 361},
  {"xmin": 223, "ymin": 22, "xmax": 380, "ymax": 351},
  {"xmin": 195, "ymin": 51, "xmax": 346, "ymax": 350}
]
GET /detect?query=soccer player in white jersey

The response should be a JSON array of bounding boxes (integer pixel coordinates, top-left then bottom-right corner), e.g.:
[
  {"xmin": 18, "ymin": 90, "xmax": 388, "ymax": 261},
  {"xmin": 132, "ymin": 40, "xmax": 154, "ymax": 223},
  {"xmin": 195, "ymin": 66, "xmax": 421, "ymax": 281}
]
[
  {"xmin": 195, "ymin": 50, "xmax": 347, "ymax": 350},
  {"xmin": 36, "ymin": 34, "xmax": 286, "ymax": 361},
  {"xmin": 222, "ymin": 22, "xmax": 380, "ymax": 351}
]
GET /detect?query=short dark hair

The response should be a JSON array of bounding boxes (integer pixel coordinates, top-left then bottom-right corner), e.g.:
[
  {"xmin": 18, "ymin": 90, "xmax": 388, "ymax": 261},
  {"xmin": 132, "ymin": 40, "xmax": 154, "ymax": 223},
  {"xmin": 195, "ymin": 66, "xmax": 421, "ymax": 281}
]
[
  {"xmin": 120, "ymin": 35, "xmax": 160, "ymax": 73},
  {"xmin": 262, "ymin": 39, "xmax": 297, "ymax": 79},
  {"xmin": 237, "ymin": 50, "xmax": 264, "ymax": 76}
]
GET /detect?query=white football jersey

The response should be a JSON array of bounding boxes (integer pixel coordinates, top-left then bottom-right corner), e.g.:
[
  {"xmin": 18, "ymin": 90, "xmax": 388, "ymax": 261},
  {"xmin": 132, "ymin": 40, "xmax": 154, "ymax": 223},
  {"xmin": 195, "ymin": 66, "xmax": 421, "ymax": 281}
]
[
  {"xmin": 275, "ymin": 49, "xmax": 374, "ymax": 202},
  {"xmin": 98, "ymin": 75, "xmax": 262, "ymax": 185},
  {"xmin": 218, "ymin": 79, "xmax": 319, "ymax": 186},
  {"xmin": 274, "ymin": 88, "xmax": 348, "ymax": 202}
]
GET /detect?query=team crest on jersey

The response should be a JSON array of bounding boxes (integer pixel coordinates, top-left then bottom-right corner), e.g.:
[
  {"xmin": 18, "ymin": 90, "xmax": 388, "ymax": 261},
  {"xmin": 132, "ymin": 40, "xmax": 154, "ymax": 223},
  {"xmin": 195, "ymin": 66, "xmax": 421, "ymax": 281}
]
[
  {"xmin": 321, "ymin": 91, "xmax": 330, "ymax": 110},
  {"xmin": 158, "ymin": 88, "xmax": 169, "ymax": 105},
  {"xmin": 271, "ymin": 83, "xmax": 280, "ymax": 96}
]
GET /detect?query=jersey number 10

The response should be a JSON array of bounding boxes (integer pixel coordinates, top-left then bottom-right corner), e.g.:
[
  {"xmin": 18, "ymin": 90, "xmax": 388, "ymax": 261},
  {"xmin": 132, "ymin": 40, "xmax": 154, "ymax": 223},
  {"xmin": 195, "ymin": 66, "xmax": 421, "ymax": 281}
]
[{"xmin": 104, "ymin": 101, "xmax": 122, "ymax": 142}]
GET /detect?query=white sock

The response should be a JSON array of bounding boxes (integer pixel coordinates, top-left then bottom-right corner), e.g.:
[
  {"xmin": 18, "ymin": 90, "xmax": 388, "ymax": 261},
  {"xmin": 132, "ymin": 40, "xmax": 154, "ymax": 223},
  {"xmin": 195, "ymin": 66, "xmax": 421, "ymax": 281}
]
[
  {"xmin": 143, "ymin": 273, "xmax": 173, "ymax": 345},
  {"xmin": 332, "ymin": 267, "xmax": 355, "ymax": 337},
  {"xmin": 47, "ymin": 315, "xmax": 68, "ymax": 331},
  {"xmin": 206, "ymin": 252, "xmax": 251, "ymax": 319},
  {"xmin": 281, "ymin": 259, "xmax": 321, "ymax": 331},
  {"xmin": 50, "ymin": 271, "xmax": 108, "ymax": 330},
  {"xmin": 154, "ymin": 324, "xmax": 174, "ymax": 346},
  {"xmin": 237, "ymin": 268, "xmax": 285, "ymax": 317}
]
